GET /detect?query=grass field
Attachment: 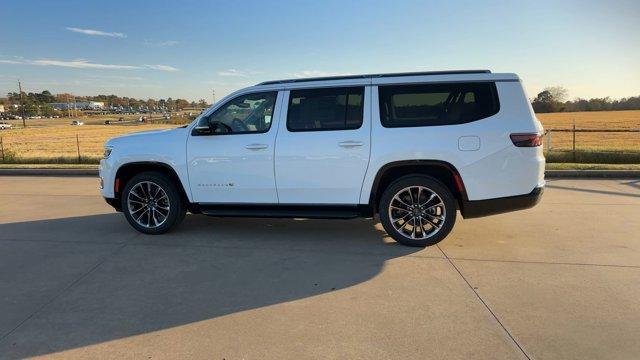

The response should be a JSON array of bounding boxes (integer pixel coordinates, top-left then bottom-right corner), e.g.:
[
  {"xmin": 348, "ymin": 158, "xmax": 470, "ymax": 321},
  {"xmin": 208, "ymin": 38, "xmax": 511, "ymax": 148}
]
[
  {"xmin": 1, "ymin": 110, "xmax": 639, "ymax": 164},
  {"xmin": 0, "ymin": 120, "xmax": 178, "ymax": 163},
  {"xmin": 537, "ymin": 110, "xmax": 640, "ymax": 151}
]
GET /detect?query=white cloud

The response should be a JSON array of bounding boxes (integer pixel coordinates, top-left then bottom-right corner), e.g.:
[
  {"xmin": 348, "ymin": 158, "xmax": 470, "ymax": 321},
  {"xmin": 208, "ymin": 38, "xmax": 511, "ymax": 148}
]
[
  {"xmin": 145, "ymin": 40, "xmax": 179, "ymax": 47},
  {"xmin": 289, "ymin": 70, "xmax": 351, "ymax": 78},
  {"xmin": 32, "ymin": 59, "xmax": 139, "ymax": 70},
  {"xmin": 218, "ymin": 69, "xmax": 247, "ymax": 77},
  {"xmin": 66, "ymin": 27, "xmax": 126, "ymax": 38},
  {"xmin": 0, "ymin": 57, "xmax": 178, "ymax": 72},
  {"xmin": 144, "ymin": 64, "xmax": 179, "ymax": 72}
]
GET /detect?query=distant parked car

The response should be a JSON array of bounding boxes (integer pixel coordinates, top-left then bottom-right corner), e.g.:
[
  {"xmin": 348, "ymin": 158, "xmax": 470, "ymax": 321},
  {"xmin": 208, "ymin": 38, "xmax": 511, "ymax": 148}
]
[
  {"xmin": 0, "ymin": 122, "xmax": 12, "ymax": 130},
  {"xmin": 104, "ymin": 120, "xmax": 111, "ymax": 125},
  {"xmin": 70, "ymin": 120, "xmax": 84, "ymax": 126}
]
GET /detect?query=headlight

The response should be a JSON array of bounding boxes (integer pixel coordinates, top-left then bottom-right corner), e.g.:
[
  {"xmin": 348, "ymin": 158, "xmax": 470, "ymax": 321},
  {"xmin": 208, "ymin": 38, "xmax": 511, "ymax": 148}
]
[{"xmin": 103, "ymin": 146, "xmax": 113, "ymax": 159}]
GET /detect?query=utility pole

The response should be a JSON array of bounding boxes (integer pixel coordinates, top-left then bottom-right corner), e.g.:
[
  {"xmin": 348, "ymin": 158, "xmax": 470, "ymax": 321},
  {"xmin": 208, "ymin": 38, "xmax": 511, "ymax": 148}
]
[
  {"xmin": 212, "ymin": 89, "xmax": 216, "ymax": 105},
  {"xmin": 18, "ymin": 80, "xmax": 26, "ymax": 128},
  {"xmin": 66, "ymin": 94, "xmax": 71, "ymax": 118}
]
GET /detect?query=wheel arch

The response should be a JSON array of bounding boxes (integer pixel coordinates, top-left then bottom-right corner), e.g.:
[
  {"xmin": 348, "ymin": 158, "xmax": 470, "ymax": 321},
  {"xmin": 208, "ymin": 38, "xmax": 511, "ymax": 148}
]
[
  {"xmin": 113, "ymin": 161, "xmax": 191, "ymax": 211},
  {"xmin": 368, "ymin": 160, "xmax": 468, "ymax": 213}
]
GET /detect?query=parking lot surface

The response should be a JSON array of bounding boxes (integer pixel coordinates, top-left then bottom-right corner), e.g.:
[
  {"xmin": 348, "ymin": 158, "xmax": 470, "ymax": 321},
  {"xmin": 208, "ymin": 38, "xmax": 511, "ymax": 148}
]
[{"xmin": 0, "ymin": 176, "xmax": 639, "ymax": 359}]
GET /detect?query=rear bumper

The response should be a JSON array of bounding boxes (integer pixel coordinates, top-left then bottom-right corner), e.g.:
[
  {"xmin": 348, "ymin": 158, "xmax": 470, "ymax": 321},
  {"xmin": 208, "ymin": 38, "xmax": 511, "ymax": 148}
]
[
  {"xmin": 460, "ymin": 186, "xmax": 544, "ymax": 219},
  {"xmin": 105, "ymin": 197, "xmax": 122, "ymax": 212}
]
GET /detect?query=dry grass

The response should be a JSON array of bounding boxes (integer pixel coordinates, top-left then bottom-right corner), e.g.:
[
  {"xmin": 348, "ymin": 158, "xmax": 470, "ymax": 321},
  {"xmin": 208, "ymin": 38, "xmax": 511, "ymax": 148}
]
[
  {"xmin": 537, "ymin": 110, "xmax": 640, "ymax": 151},
  {"xmin": 0, "ymin": 123, "xmax": 176, "ymax": 162}
]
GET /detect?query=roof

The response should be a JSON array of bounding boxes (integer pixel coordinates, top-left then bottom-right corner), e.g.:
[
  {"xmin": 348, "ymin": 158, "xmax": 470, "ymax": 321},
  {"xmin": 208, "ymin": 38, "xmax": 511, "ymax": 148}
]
[{"xmin": 257, "ymin": 70, "xmax": 491, "ymax": 86}]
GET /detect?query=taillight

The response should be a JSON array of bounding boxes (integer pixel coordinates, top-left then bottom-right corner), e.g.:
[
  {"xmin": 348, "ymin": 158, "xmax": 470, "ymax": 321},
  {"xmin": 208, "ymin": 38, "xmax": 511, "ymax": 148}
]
[{"xmin": 510, "ymin": 133, "xmax": 542, "ymax": 147}]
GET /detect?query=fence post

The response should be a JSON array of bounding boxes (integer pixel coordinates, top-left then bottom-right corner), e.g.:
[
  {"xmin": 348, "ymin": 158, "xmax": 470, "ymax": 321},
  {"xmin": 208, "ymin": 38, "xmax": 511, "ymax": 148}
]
[
  {"xmin": 76, "ymin": 134, "xmax": 81, "ymax": 163},
  {"xmin": 546, "ymin": 130, "xmax": 552, "ymax": 151},
  {"xmin": 0, "ymin": 136, "xmax": 4, "ymax": 162},
  {"xmin": 572, "ymin": 120, "xmax": 576, "ymax": 162}
]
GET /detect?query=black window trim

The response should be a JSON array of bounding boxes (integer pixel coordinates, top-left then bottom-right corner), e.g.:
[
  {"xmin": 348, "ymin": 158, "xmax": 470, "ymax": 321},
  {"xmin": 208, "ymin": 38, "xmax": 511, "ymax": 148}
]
[
  {"xmin": 378, "ymin": 81, "xmax": 500, "ymax": 129},
  {"xmin": 192, "ymin": 90, "xmax": 279, "ymax": 136},
  {"xmin": 286, "ymin": 86, "xmax": 365, "ymax": 133}
]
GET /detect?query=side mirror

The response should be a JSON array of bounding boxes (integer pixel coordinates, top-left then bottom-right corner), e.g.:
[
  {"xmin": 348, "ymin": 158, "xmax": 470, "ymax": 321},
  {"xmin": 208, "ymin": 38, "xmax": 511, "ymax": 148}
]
[
  {"xmin": 192, "ymin": 123, "xmax": 213, "ymax": 136},
  {"xmin": 191, "ymin": 120, "xmax": 229, "ymax": 136}
]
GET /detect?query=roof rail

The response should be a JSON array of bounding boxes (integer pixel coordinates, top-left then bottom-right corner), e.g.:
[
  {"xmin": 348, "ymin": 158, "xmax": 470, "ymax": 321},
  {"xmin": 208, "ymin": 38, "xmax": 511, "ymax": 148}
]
[{"xmin": 257, "ymin": 70, "xmax": 491, "ymax": 86}]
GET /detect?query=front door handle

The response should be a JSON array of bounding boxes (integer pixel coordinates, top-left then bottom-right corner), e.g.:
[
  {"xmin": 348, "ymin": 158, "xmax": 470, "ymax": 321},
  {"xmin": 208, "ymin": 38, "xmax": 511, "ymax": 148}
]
[
  {"xmin": 338, "ymin": 141, "xmax": 364, "ymax": 148},
  {"xmin": 245, "ymin": 143, "xmax": 269, "ymax": 150}
]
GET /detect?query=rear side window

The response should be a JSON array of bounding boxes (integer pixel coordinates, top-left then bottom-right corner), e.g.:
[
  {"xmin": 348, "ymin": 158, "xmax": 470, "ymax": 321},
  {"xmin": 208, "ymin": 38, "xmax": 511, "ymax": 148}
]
[
  {"xmin": 378, "ymin": 82, "xmax": 499, "ymax": 127},
  {"xmin": 287, "ymin": 87, "xmax": 364, "ymax": 131}
]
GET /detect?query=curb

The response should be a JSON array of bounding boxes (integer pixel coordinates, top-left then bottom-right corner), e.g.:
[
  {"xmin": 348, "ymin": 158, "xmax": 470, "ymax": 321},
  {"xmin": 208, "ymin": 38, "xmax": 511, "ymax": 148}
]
[
  {"xmin": 545, "ymin": 170, "xmax": 640, "ymax": 179},
  {"xmin": 0, "ymin": 168, "xmax": 638, "ymax": 179},
  {"xmin": 0, "ymin": 169, "xmax": 98, "ymax": 176}
]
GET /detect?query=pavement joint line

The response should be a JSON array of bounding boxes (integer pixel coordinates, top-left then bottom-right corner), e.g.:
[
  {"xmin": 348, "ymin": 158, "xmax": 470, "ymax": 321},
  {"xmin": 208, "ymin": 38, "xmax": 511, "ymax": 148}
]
[
  {"xmin": 0, "ymin": 242, "xmax": 130, "ymax": 344},
  {"xmin": 448, "ymin": 256, "xmax": 640, "ymax": 269},
  {"xmin": 437, "ymin": 244, "xmax": 532, "ymax": 360}
]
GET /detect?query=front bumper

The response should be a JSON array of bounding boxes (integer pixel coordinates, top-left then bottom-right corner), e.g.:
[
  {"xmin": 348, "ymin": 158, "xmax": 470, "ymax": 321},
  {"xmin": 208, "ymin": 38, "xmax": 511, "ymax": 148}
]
[{"xmin": 460, "ymin": 186, "xmax": 544, "ymax": 219}]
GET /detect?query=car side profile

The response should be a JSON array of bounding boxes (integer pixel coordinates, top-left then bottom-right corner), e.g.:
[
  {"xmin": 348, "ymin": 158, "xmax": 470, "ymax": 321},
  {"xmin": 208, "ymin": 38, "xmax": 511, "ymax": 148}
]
[{"xmin": 100, "ymin": 70, "xmax": 544, "ymax": 247}]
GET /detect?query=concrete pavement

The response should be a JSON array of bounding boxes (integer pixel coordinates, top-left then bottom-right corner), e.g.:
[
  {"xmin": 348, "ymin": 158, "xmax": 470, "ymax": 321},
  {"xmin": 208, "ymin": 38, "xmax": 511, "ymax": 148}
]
[{"xmin": 0, "ymin": 177, "xmax": 638, "ymax": 359}]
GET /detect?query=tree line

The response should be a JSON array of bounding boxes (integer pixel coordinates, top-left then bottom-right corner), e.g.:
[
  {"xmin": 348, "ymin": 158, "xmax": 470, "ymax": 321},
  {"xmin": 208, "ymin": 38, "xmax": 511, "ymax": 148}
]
[
  {"xmin": 3, "ymin": 88, "xmax": 640, "ymax": 116},
  {"xmin": 1, "ymin": 90, "xmax": 210, "ymax": 116},
  {"xmin": 531, "ymin": 86, "xmax": 640, "ymax": 113}
]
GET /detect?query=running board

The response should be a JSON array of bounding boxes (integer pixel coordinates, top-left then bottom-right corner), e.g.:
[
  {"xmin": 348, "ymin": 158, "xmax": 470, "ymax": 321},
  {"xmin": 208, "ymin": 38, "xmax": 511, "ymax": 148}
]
[{"xmin": 199, "ymin": 204, "xmax": 365, "ymax": 219}]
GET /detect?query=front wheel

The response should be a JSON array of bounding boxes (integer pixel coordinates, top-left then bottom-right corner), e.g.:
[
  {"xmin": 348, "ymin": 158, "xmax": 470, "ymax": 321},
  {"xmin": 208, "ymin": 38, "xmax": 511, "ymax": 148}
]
[
  {"xmin": 379, "ymin": 176, "xmax": 457, "ymax": 247},
  {"xmin": 121, "ymin": 172, "xmax": 186, "ymax": 234}
]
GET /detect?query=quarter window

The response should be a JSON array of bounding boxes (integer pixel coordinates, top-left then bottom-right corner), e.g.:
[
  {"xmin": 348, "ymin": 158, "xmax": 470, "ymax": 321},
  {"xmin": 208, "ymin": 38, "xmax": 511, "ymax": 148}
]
[
  {"xmin": 378, "ymin": 82, "xmax": 499, "ymax": 127},
  {"xmin": 195, "ymin": 91, "xmax": 277, "ymax": 135},
  {"xmin": 287, "ymin": 87, "xmax": 364, "ymax": 131}
]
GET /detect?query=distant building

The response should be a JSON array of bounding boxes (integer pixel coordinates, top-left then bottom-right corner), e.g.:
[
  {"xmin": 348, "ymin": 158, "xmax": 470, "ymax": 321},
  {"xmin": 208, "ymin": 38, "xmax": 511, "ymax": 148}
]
[
  {"xmin": 0, "ymin": 105, "xmax": 5, "ymax": 113},
  {"xmin": 49, "ymin": 101, "xmax": 105, "ymax": 110}
]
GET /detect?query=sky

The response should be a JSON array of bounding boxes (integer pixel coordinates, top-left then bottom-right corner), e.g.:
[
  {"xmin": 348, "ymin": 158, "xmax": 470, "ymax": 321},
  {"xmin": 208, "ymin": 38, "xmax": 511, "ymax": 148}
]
[{"xmin": 1, "ymin": 0, "xmax": 639, "ymax": 102}]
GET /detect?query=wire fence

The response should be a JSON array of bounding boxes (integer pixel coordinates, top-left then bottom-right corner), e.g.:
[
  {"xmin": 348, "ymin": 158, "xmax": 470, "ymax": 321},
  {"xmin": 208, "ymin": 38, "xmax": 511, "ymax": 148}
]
[
  {"xmin": 1, "ymin": 126, "xmax": 639, "ymax": 164},
  {"xmin": 544, "ymin": 127, "xmax": 640, "ymax": 153}
]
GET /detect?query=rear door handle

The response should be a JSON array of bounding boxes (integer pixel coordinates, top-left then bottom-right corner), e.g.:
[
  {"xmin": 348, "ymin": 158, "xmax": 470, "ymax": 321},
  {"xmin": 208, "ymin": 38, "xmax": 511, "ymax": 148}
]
[
  {"xmin": 245, "ymin": 143, "xmax": 269, "ymax": 150},
  {"xmin": 338, "ymin": 141, "xmax": 364, "ymax": 148}
]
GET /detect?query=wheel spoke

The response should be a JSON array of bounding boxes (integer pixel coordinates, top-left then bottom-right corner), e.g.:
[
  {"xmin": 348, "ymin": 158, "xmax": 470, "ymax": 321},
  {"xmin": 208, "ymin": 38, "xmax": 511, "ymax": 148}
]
[
  {"xmin": 151, "ymin": 209, "xmax": 159, "ymax": 227},
  {"xmin": 135, "ymin": 208, "xmax": 148, "ymax": 222},
  {"xmin": 411, "ymin": 218, "xmax": 418, "ymax": 238},
  {"xmin": 426, "ymin": 202, "xmax": 444, "ymax": 211},
  {"xmin": 393, "ymin": 196, "xmax": 411, "ymax": 208},
  {"xmin": 130, "ymin": 206, "xmax": 146, "ymax": 214},
  {"xmin": 390, "ymin": 205, "xmax": 409, "ymax": 213},
  {"xmin": 421, "ymin": 193, "xmax": 436, "ymax": 206},
  {"xmin": 392, "ymin": 212, "xmax": 412, "ymax": 224}
]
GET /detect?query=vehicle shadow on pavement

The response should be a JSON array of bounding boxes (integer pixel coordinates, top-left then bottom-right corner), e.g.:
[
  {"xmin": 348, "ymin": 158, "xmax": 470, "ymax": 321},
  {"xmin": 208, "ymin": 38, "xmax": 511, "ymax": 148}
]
[{"xmin": 0, "ymin": 213, "xmax": 424, "ymax": 359}]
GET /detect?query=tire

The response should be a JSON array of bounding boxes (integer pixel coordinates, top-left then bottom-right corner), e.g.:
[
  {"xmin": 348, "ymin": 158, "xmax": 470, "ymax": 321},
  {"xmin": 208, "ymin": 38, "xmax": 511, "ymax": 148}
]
[
  {"xmin": 121, "ymin": 171, "xmax": 186, "ymax": 234},
  {"xmin": 379, "ymin": 175, "xmax": 457, "ymax": 247}
]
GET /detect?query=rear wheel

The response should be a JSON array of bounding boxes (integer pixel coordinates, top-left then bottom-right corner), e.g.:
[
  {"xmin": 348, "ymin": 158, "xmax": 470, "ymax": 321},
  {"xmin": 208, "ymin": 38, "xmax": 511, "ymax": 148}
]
[
  {"xmin": 121, "ymin": 172, "xmax": 186, "ymax": 234},
  {"xmin": 379, "ymin": 175, "xmax": 456, "ymax": 247}
]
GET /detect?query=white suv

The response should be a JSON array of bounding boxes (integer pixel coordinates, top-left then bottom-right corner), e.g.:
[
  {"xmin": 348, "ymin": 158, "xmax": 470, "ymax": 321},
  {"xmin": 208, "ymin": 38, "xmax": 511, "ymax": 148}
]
[{"xmin": 100, "ymin": 70, "xmax": 544, "ymax": 247}]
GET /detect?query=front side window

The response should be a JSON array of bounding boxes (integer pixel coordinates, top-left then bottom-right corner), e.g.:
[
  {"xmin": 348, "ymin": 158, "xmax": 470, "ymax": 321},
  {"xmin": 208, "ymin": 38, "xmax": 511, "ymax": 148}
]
[
  {"xmin": 195, "ymin": 91, "xmax": 277, "ymax": 135},
  {"xmin": 379, "ymin": 82, "xmax": 499, "ymax": 127},
  {"xmin": 287, "ymin": 87, "xmax": 364, "ymax": 131}
]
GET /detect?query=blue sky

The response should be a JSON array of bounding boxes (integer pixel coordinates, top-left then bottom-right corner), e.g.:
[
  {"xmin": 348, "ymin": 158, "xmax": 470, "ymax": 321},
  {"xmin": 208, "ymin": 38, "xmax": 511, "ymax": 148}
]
[{"xmin": 1, "ymin": 0, "xmax": 638, "ymax": 101}]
